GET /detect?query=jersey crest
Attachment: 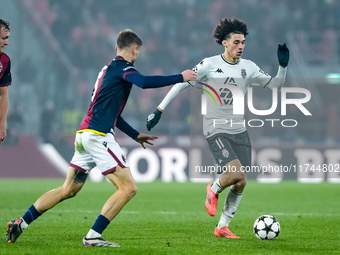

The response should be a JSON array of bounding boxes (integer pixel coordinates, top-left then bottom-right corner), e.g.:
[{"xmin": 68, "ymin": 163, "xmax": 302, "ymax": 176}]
[{"xmin": 241, "ymin": 68, "xmax": 247, "ymax": 79}]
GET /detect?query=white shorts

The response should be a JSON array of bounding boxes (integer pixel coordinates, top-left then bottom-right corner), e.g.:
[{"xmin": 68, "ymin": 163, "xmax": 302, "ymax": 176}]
[{"xmin": 70, "ymin": 132, "xmax": 129, "ymax": 175}]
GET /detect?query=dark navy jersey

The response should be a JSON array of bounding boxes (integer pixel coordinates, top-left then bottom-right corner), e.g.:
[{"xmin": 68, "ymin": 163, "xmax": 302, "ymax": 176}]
[
  {"xmin": 78, "ymin": 56, "xmax": 183, "ymax": 138},
  {"xmin": 0, "ymin": 52, "xmax": 11, "ymax": 87}
]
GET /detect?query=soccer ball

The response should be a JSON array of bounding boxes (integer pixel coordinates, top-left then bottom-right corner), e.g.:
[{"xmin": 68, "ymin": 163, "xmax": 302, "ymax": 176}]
[{"xmin": 253, "ymin": 215, "xmax": 280, "ymax": 240}]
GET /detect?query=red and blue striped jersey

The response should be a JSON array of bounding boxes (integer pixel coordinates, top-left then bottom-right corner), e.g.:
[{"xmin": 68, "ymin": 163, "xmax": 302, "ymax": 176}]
[
  {"xmin": 78, "ymin": 56, "xmax": 183, "ymax": 138},
  {"xmin": 0, "ymin": 52, "xmax": 11, "ymax": 87}
]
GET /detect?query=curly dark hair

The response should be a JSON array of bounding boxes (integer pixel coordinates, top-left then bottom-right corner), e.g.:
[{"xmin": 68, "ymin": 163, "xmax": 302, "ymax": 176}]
[
  {"xmin": 0, "ymin": 19, "xmax": 10, "ymax": 31},
  {"xmin": 213, "ymin": 18, "xmax": 248, "ymax": 45},
  {"xmin": 116, "ymin": 29, "xmax": 142, "ymax": 49}
]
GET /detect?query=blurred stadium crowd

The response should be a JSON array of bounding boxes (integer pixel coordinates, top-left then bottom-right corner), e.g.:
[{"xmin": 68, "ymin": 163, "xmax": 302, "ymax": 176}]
[{"xmin": 4, "ymin": 0, "xmax": 340, "ymax": 147}]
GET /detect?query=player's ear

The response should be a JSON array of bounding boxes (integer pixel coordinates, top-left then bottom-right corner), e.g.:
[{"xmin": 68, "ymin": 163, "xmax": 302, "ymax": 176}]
[
  {"xmin": 115, "ymin": 46, "xmax": 118, "ymax": 53},
  {"xmin": 222, "ymin": 40, "xmax": 228, "ymax": 47},
  {"xmin": 132, "ymin": 45, "xmax": 140, "ymax": 55}
]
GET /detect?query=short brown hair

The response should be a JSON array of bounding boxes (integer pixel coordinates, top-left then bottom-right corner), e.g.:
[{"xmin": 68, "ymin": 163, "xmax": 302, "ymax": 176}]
[
  {"xmin": 213, "ymin": 18, "xmax": 248, "ymax": 45},
  {"xmin": 0, "ymin": 19, "xmax": 10, "ymax": 31},
  {"xmin": 116, "ymin": 29, "xmax": 142, "ymax": 49}
]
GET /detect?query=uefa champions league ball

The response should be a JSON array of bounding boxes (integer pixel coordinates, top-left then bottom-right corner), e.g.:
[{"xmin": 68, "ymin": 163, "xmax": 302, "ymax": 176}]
[{"xmin": 253, "ymin": 215, "xmax": 280, "ymax": 240}]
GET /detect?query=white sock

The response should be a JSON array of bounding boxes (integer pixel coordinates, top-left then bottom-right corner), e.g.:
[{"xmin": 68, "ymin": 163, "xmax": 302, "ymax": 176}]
[
  {"xmin": 20, "ymin": 218, "xmax": 28, "ymax": 231},
  {"xmin": 86, "ymin": 229, "xmax": 101, "ymax": 239},
  {"xmin": 217, "ymin": 189, "xmax": 243, "ymax": 229},
  {"xmin": 211, "ymin": 179, "xmax": 224, "ymax": 194}
]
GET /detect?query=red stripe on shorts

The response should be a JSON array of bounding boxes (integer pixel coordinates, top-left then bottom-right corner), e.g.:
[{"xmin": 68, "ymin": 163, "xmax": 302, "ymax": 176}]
[
  {"xmin": 107, "ymin": 148, "xmax": 126, "ymax": 168},
  {"xmin": 70, "ymin": 163, "xmax": 87, "ymax": 173},
  {"xmin": 102, "ymin": 166, "xmax": 116, "ymax": 176}
]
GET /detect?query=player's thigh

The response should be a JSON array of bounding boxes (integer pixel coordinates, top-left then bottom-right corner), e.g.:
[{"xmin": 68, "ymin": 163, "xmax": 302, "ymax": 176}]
[
  {"xmin": 105, "ymin": 165, "xmax": 136, "ymax": 192},
  {"xmin": 62, "ymin": 166, "xmax": 87, "ymax": 195},
  {"xmin": 232, "ymin": 138, "xmax": 252, "ymax": 170}
]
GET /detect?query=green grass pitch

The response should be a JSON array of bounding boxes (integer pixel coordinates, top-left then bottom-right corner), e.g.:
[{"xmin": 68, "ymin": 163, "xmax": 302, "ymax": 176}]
[{"xmin": 1, "ymin": 180, "xmax": 339, "ymax": 254}]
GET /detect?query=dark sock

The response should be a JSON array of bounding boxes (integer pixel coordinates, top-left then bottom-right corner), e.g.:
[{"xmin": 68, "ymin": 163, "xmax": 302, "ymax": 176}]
[
  {"xmin": 22, "ymin": 205, "xmax": 42, "ymax": 225},
  {"xmin": 91, "ymin": 214, "xmax": 110, "ymax": 235}
]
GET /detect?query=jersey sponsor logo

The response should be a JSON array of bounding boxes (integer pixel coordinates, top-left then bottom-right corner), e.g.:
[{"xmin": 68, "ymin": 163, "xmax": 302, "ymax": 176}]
[
  {"xmin": 241, "ymin": 69, "xmax": 247, "ymax": 79},
  {"xmin": 223, "ymin": 77, "xmax": 237, "ymax": 85},
  {"xmin": 219, "ymin": 88, "xmax": 233, "ymax": 105},
  {"xmin": 215, "ymin": 68, "xmax": 224, "ymax": 73}
]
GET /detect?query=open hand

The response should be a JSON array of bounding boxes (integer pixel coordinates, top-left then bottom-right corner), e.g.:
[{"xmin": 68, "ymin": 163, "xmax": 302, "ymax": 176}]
[{"xmin": 135, "ymin": 133, "xmax": 158, "ymax": 149}]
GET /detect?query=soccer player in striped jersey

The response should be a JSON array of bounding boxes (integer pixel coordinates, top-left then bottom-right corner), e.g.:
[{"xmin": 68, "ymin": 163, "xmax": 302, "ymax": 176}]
[
  {"xmin": 146, "ymin": 18, "xmax": 289, "ymax": 239},
  {"xmin": 0, "ymin": 19, "xmax": 11, "ymax": 144},
  {"xmin": 6, "ymin": 29, "xmax": 197, "ymax": 247}
]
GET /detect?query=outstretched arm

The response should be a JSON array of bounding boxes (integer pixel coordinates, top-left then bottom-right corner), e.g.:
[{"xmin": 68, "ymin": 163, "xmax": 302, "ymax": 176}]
[
  {"xmin": 266, "ymin": 43, "xmax": 289, "ymax": 91},
  {"xmin": 146, "ymin": 82, "xmax": 191, "ymax": 131},
  {"xmin": 265, "ymin": 66, "xmax": 287, "ymax": 91},
  {"xmin": 252, "ymin": 44, "xmax": 289, "ymax": 91},
  {"xmin": 125, "ymin": 70, "xmax": 196, "ymax": 89}
]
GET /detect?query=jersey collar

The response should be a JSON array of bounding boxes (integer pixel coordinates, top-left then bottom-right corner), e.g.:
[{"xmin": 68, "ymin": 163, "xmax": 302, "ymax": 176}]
[
  {"xmin": 115, "ymin": 56, "xmax": 124, "ymax": 60},
  {"xmin": 220, "ymin": 54, "xmax": 239, "ymax": 65}
]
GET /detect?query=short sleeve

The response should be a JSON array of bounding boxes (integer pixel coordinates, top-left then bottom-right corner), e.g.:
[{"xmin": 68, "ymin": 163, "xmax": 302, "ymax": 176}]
[{"xmin": 0, "ymin": 57, "xmax": 11, "ymax": 87}]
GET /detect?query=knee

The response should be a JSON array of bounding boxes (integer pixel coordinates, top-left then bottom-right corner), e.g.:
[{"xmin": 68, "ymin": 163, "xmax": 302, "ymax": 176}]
[
  {"xmin": 231, "ymin": 170, "xmax": 247, "ymax": 184},
  {"xmin": 66, "ymin": 191, "xmax": 78, "ymax": 199},
  {"xmin": 121, "ymin": 183, "xmax": 137, "ymax": 200},
  {"xmin": 128, "ymin": 184, "xmax": 137, "ymax": 198},
  {"xmin": 63, "ymin": 187, "xmax": 79, "ymax": 199},
  {"xmin": 233, "ymin": 178, "xmax": 247, "ymax": 192}
]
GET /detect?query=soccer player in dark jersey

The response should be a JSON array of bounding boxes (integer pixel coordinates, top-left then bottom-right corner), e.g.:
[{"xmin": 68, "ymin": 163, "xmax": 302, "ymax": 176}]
[
  {"xmin": 0, "ymin": 19, "xmax": 11, "ymax": 144},
  {"xmin": 6, "ymin": 29, "xmax": 197, "ymax": 247}
]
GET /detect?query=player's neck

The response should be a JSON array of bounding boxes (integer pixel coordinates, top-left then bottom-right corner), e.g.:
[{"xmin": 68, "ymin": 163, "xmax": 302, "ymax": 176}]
[
  {"xmin": 222, "ymin": 52, "xmax": 238, "ymax": 64},
  {"xmin": 116, "ymin": 51, "xmax": 134, "ymax": 64}
]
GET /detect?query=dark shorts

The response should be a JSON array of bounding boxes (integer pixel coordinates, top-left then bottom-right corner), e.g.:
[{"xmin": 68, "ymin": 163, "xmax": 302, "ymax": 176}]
[{"xmin": 206, "ymin": 131, "xmax": 252, "ymax": 168}]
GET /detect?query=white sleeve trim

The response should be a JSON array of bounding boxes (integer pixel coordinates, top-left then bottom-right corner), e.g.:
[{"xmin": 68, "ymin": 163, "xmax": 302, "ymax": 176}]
[{"xmin": 158, "ymin": 82, "xmax": 190, "ymax": 111}]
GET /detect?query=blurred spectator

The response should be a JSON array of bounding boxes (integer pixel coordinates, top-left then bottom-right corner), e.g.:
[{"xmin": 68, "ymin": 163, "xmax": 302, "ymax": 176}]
[
  {"xmin": 5, "ymin": 105, "xmax": 23, "ymax": 145},
  {"xmin": 62, "ymin": 101, "xmax": 83, "ymax": 136},
  {"xmin": 40, "ymin": 101, "xmax": 55, "ymax": 143},
  {"xmin": 17, "ymin": 57, "xmax": 37, "ymax": 86}
]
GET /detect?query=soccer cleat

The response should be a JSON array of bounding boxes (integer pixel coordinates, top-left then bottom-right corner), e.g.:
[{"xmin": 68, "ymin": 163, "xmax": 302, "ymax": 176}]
[
  {"xmin": 82, "ymin": 236, "xmax": 120, "ymax": 247},
  {"xmin": 6, "ymin": 219, "xmax": 23, "ymax": 243},
  {"xmin": 205, "ymin": 183, "xmax": 219, "ymax": 216},
  {"xmin": 214, "ymin": 226, "xmax": 240, "ymax": 239}
]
